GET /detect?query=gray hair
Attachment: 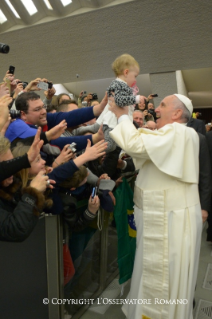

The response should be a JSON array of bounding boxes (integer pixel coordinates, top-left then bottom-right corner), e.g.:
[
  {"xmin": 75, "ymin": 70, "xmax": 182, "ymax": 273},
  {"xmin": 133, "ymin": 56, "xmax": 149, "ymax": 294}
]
[
  {"xmin": 173, "ymin": 97, "xmax": 191, "ymax": 122},
  {"xmin": 133, "ymin": 110, "xmax": 143, "ymax": 115}
]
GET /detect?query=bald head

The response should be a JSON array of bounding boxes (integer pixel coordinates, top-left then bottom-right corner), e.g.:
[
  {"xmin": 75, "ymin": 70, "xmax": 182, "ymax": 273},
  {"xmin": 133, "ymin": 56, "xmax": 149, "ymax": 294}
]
[{"xmin": 144, "ymin": 121, "xmax": 156, "ymax": 130}]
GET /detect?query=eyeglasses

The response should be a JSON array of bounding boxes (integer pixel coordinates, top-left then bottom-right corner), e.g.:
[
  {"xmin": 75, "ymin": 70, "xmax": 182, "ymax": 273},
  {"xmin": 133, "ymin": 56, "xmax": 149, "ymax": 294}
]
[{"xmin": 32, "ymin": 105, "xmax": 47, "ymax": 112}]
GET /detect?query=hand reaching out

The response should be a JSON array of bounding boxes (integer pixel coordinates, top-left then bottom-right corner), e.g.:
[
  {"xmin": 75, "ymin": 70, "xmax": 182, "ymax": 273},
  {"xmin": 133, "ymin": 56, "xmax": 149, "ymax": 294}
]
[
  {"xmin": 0, "ymin": 83, "xmax": 9, "ymax": 98},
  {"xmin": 30, "ymin": 170, "xmax": 55, "ymax": 192},
  {"xmin": 27, "ymin": 127, "xmax": 44, "ymax": 164},
  {"xmin": 53, "ymin": 144, "xmax": 75, "ymax": 167},
  {"xmin": 46, "ymin": 120, "xmax": 67, "ymax": 141},
  {"xmin": 0, "ymin": 94, "xmax": 12, "ymax": 131}
]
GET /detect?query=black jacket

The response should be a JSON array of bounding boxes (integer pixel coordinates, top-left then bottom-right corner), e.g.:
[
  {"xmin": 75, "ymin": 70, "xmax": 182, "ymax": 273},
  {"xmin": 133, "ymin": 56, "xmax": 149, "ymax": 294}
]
[
  {"xmin": 205, "ymin": 131, "xmax": 212, "ymax": 241},
  {"xmin": 198, "ymin": 132, "xmax": 211, "ymax": 213},
  {"xmin": 0, "ymin": 180, "xmax": 45, "ymax": 242},
  {"xmin": 187, "ymin": 118, "xmax": 206, "ymax": 136}
]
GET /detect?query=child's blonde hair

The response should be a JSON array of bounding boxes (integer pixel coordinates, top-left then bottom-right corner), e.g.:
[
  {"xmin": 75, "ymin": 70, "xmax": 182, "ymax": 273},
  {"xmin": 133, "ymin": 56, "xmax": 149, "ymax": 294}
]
[{"xmin": 112, "ymin": 54, "xmax": 140, "ymax": 76}]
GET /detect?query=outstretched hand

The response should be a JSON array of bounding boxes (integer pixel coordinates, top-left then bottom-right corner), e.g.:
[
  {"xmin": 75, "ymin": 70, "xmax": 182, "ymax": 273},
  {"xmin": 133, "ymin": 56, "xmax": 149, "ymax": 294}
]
[
  {"xmin": 27, "ymin": 127, "xmax": 44, "ymax": 164},
  {"xmin": 84, "ymin": 139, "xmax": 107, "ymax": 161},
  {"xmin": 93, "ymin": 92, "xmax": 108, "ymax": 117},
  {"xmin": 46, "ymin": 120, "xmax": 67, "ymax": 141},
  {"xmin": 0, "ymin": 94, "xmax": 12, "ymax": 131},
  {"xmin": 92, "ymin": 124, "xmax": 104, "ymax": 144}
]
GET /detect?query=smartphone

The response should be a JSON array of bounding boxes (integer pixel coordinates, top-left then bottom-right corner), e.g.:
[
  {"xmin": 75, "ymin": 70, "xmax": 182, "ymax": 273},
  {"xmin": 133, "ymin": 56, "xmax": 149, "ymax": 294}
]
[
  {"xmin": 151, "ymin": 94, "xmax": 158, "ymax": 97},
  {"xmin": 37, "ymin": 81, "xmax": 48, "ymax": 90},
  {"xmin": 9, "ymin": 65, "xmax": 15, "ymax": 74},
  {"xmin": 91, "ymin": 187, "xmax": 97, "ymax": 199},
  {"xmin": 83, "ymin": 91, "xmax": 87, "ymax": 94}
]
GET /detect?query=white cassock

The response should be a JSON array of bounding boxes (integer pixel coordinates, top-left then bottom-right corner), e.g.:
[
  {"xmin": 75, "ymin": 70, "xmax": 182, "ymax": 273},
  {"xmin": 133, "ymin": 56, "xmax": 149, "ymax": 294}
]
[{"xmin": 109, "ymin": 119, "xmax": 202, "ymax": 319}]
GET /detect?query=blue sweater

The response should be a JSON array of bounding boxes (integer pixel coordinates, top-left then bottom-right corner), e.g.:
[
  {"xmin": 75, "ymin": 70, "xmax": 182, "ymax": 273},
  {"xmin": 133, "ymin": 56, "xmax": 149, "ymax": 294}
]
[{"xmin": 5, "ymin": 107, "xmax": 96, "ymax": 151}]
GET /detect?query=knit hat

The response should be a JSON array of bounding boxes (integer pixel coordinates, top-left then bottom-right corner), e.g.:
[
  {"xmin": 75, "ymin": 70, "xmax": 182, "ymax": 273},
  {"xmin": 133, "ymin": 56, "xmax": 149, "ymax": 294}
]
[{"xmin": 174, "ymin": 94, "xmax": 193, "ymax": 115}]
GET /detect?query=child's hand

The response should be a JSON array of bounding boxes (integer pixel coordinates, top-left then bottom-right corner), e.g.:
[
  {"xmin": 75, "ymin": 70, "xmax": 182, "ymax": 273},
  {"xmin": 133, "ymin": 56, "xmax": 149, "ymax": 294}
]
[{"xmin": 88, "ymin": 195, "xmax": 100, "ymax": 215}]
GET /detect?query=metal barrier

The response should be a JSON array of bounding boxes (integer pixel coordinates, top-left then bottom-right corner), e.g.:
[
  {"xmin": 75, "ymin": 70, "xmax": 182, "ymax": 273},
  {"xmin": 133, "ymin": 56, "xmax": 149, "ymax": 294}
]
[
  {"xmin": 0, "ymin": 173, "xmax": 136, "ymax": 319},
  {"xmin": 0, "ymin": 214, "xmax": 63, "ymax": 319},
  {"xmin": 65, "ymin": 172, "xmax": 137, "ymax": 318}
]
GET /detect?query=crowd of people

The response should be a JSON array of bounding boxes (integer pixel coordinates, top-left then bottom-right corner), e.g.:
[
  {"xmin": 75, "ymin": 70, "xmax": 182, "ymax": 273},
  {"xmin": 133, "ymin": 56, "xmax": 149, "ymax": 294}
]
[{"xmin": 0, "ymin": 53, "xmax": 211, "ymax": 319}]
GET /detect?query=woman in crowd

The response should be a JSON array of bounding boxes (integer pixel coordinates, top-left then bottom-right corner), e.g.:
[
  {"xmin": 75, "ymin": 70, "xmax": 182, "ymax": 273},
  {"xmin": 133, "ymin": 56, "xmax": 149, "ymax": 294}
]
[{"xmin": 0, "ymin": 129, "xmax": 55, "ymax": 242}]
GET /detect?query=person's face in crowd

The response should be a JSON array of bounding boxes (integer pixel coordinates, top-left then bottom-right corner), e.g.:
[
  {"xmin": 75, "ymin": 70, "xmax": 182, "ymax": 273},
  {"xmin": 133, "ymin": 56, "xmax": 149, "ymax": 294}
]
[
  {"xmin": 206, "ymin": 124, "xmax": 211, "ymax": 132},
  {"xmin": 144, "ymin": 121, "xmax": 156, "ymax": 130},
  {"xmin": 137, "ymin": 101, "xmax": 146, "ymax": 111},
  {"xmin": 0, "ymin": 149, "xmax": 14, "ymax": 187},
  {"xmin": 124, "ymin": 66, "xmax": 139, "ymax": 87},
  {"xmin": 148, "ymin": 103, "xmax": 155, "ymax": 110},
  {"xmin": 133, "ymin": 111, "xmax": 143, "ymax": 128},
  {"xmin": 22, "ymin": 99, "xmax": 47, "ymax": 127},
  {"xmin": 59, "ymin": 95, "xmax": 71, "ymax": 104},
  {"xmin": 29, "ymin": 154, "xmax": 46, "ymax": 176},
  {"xmin": 155, "ymin": 95, "xmax": 182, "ymax": 129}
]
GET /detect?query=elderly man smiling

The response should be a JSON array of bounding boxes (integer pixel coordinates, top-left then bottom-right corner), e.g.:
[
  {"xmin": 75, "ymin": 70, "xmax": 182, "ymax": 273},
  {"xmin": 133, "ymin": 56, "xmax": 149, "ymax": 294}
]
[{"xmin": 109, "ymin": 94, "xmax": 202, "ymax": 319}]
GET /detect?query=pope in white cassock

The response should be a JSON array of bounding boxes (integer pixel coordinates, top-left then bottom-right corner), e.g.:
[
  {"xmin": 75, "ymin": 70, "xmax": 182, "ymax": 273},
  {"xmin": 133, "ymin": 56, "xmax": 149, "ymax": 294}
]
[{"xmin": 109, "ymin": 94, "xmax": 203, "ymax": 319}]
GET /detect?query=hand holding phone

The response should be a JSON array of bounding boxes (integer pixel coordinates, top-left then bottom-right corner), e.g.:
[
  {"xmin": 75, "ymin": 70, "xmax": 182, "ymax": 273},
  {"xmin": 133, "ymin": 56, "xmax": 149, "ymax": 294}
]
[
  {"xmin": 9, "ymin": 65, "xmax": 15, "ymax": 75},
  {"xmin": 37, "ymin": 81, "xmax": 48, "ymax": 91},
  {"xmin": 91, "ymin": 186, "xmax": 97, "ymax": 199}
]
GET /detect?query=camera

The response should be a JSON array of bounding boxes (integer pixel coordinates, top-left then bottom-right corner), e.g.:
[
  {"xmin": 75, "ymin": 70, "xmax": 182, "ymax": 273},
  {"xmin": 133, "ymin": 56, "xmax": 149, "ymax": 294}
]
[
  {"xmin": 0, "ymin": 43, "xmax": 10, "ymax": 54},
  {"xmin": 17, "ymin": 81, "xmax": 28, "ymax": 89},
  {"xmin": 47, "ymin": 82, "xmax": 53, "ymax": 89},
  {"xmin": 148, "ymin": 109, "xmax": 155, "ymax": 115},
  {"xmin": 69, "ymin": 142, "xmax": 77, "ymax": 153},
  {"xmin": 9, "ymin": 110, "xmax": 21, "ymax": 119},
  {"xmin": 91, "ymin": 93, "xmax": 98, "ymax": 100}
]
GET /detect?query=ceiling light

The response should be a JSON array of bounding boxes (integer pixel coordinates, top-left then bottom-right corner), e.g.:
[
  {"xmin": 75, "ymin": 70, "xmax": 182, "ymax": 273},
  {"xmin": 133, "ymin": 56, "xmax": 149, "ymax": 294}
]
[
  {"xmin": 20, "ymin": 0, "xmax": 38, "ymax": 16},
  {"xmin": 60, "ymin": 0, "xmax": 72, "ymax": 7},
  {"xmin": 43, "ymin": 0, "xmax": 53, "ymax": 10},
  {"xmin": 4, "ymin": 0, "xmax": 20, "ymax": 19},
  {"xmin": 0, "ymin": 9, "xmax": 7, "ymax": 24}
]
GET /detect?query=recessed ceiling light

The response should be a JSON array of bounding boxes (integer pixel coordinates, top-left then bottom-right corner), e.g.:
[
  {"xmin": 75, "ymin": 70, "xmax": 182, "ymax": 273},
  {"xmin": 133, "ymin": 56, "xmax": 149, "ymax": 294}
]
[
  {"xmin": 0, "ymin": 9, "xmax": 7, "ymax": 24},
  {"xmin": 4, "ymin": 0, "xmax": 20, "ymax": 19},
  {"xmin": 60, "ymin": 0, "xmax": 72, "ymax": 7},
  {"xmin": 20, "ymin": 0, "xmax": 38, "ymax": 16},
  {"xmin": 43, "ymin": 0, "xmax": 53, "ymax": 10}
]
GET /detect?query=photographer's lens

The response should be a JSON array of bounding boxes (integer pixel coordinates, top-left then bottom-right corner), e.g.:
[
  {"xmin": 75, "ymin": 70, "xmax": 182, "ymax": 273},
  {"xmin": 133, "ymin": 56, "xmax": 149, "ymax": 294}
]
[{"xmin": 0, "ymin": 43, "xmax": 10, "ymax": 54}]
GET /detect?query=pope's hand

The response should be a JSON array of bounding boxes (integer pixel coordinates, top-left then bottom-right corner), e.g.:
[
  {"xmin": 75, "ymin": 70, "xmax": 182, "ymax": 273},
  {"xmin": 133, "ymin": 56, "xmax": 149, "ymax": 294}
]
[{"xmin": 108, "ymin": 97, "xmax": 128, "ymax": 119}]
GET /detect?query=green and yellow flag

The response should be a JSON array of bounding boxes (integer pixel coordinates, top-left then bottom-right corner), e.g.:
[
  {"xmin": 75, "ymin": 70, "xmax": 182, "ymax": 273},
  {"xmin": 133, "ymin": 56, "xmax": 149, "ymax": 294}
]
[{"xmin": 113, "ymin": 177, "xmax": 136, "ymax": 284}]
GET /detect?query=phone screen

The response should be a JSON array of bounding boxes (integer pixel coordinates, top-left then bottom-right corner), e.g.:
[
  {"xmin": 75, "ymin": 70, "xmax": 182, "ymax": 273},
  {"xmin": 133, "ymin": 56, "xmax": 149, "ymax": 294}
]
[
  {"xmin": 91, "ymin": 187, "xmax": 97, "ymax": 199},
  {"xmin": 37, "ymin": 81, "xmax": 48, "ymax": 90}
]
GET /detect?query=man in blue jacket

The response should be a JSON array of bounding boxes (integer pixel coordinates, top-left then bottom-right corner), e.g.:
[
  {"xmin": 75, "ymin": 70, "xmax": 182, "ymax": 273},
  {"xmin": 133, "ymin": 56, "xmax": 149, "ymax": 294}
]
[{"xmin": 6, "ymin": 92, "xmax": 106, "ymax": 152}]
